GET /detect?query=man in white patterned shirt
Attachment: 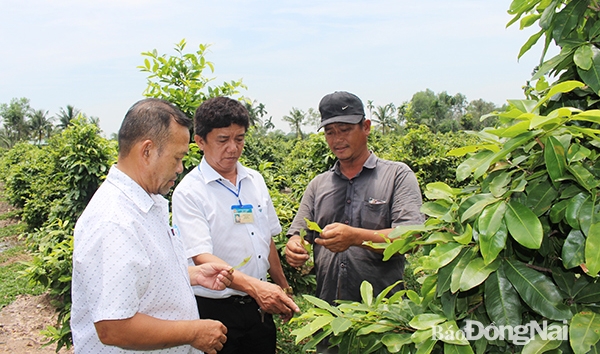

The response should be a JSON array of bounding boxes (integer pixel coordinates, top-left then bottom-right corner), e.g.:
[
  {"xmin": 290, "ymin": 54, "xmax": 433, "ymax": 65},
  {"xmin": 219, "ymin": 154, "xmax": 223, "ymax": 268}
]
[{"xmin": 71, "ymin": 98, "xmax": 233, "ymax": 354}]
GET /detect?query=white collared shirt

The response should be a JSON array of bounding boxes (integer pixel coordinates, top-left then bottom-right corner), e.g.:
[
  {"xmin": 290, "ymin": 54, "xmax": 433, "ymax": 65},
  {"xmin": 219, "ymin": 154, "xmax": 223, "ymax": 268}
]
[
  {"xmin": 71, "ymin": 166, "xmax": 200, "ymax": 353},
  {"xmin": 172, "ymin": 158, "xmax": 282, "ymax": 299}
]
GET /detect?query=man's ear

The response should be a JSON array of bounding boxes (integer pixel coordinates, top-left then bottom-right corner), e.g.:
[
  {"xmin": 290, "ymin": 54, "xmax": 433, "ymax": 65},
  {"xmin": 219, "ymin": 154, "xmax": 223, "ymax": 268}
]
[
  {"xmin": 194, "ymin": 135, "xmax": 204, "ymax": 151},
  {"xmin": 140, "ymin": 139, "xmax": 154, "ymax": 160},
  {"xmin": 363, "ymin": 119, "xmax": 372, "ymax": 134}
]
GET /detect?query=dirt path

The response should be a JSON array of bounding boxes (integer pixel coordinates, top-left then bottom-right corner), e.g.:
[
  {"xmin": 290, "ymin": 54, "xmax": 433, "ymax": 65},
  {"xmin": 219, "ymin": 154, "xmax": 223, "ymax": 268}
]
[{"xmin": 0, "ymin": 294, "xmax": 73, "ymax": 353}]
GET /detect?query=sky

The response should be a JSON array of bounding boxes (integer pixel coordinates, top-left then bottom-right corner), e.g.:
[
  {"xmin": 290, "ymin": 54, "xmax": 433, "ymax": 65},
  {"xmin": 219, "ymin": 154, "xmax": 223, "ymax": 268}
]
[{"xmin": 0, "ymin": 0, "xmax": 550, "ymax": 136}]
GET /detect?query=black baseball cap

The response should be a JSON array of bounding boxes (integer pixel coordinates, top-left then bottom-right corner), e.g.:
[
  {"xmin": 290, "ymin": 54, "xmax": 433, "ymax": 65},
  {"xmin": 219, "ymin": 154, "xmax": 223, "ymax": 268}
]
[{"xmin": 318, "ymin": 91, "xmax": 365, "ymax": 129}]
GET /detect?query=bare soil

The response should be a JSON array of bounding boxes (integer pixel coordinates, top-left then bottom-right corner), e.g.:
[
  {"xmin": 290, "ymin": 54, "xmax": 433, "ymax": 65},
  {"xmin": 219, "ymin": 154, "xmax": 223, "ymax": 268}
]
[{"xmin": 0, "ymin": 294, "xmax": 73, "ymax": 353}]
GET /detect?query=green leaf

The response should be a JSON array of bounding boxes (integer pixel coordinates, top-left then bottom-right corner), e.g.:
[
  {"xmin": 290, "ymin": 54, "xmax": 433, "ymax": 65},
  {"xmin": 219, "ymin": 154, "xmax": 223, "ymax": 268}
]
[
  {"xmin": 360, "ymin": 281, "xmax": 373, "ymax": 306},
  {"xmin": 484, "ymin": 267, "xmax": 522, "ymax": 327},
  {"xmin": 422, "ymin": 242, "xmax": 464, "ymax": 270},
  {"xmin": 232, "ymin": 255, "xmax": 251, "ymax": 270},
  {"xmin": 357, "ymin": 322, "xmax": 397, "ymax": 336},
  {"xmin": 474, "ymin": 131, "xmax": 539, "ymax": 180},
  {"xmin": 381, "ymin": 333, "xmax": 413, "ymax": 353},
  {"xmin": 565, "ymin": 193, "xmax": 589, "ymax": 229},
  {"xmin": 460, "ymin": 194, "xmax": 500, "ymax": 223},
  {"xmin": 552, "ymin": 0, "xmax": 587, "ymax": 42},
  {"xmin": 573, "ymin": 109, "xmax": 600, "ymax": 125},
  {"xmin": 505, "ymin": 200, "xmax": 544, "ymax": 249},
  {"xmin": 577, "ymin": 46, "xmax": 600, "ymax": 95},
  {"xmin": 330, "ymin": 317, "xmax": 352, "ymax": 335},
  {"xmin": 459, "ymin": 258, "xmax": 500, "ymax": 291},
  {"xmin": 534, "ymin": 81, "xmax": 586, "ymax": 111},
  {"xmin": 544, "ymin": 136, "xmax": 567, "ymax": 183},
  {"xmin": 301, "ymin": 295, "xmax": 343, "ymax": 317},
  {"xmin": 573, "ymin": 282, "xmax": 600, "ymax": 303},
  {"xmin": 518, "ymin": 29, "xmax": 544, "ymax": 59},
  {"xmin": 425, "ymin": 182, "xmax": 460, "ymax": 202},
  {"xmin": 489, "ymin": 172, "xmax": 512, "ymax": 197},
  {"xmin": 575, "ymin": 44, "xmax": 594, "ymax": 71},
  {"xmin": 479, "ymin": 220, "xmax": 508, "ymax": 265},
  {"xmin": 304, "ymin": 217, "xmax": 323, "ymax": 233},
  {"xmin": 444, "ymin": 343, "xmax": 475, "ymax": 354},
  {"xmin": 569, "ymin": 311, "xmax": 600, "ymax": 354},
  {"xmin": 436, "ymin": 321, "xmax": 470, "ymax": 345},
  {"xmin": 479, "ymin": 201, "xmax": 507, "ymax": 238},
  {"xmin": 291, "ymin": 315, "xmax": 334, "ymax": 344},
  {"xmin": 451, "ymin": 249, "xmax": 475, "ymax": 293},
  {"xmin": 526, "ymin": 181, "xmax": 559, "ymax": 217},
  {"xmin": 503, "ymin": 259, "xmax": 572, "ymax": 321},
  {"xmin": 521, "ymin": 334, "xmax": 562, "ymax": 354},
  {"xmin": 421, "ymin": 201, "xmax": 452, "ymax": 219},
  {"xmin": 453, "ymin": 224, "xmax": 472, "ymax": 245},
  {"xmin": 585, "ymin": 222, "xmax": 600, "ymax": 276},
  {"xmin": 456, "ymin": 150, "xmax": 494, "ymax": 182},
  {"xmin": 409, "ymin": 313, "xmax": 447, "ymax": 330},
  {"xmin": 567, "ymin": 163, "xmax": 599, "ymax": 192},
  {"xmin": 415, "ymin": 337, "xmax": 436, "ymax": 354},
  {"xmin": 578, "ymin": 198, "xmax": 598, "ymax": 236},
  {"xmin": 562, "ymin": 230, "xmax": 586, "ymax": 269}
]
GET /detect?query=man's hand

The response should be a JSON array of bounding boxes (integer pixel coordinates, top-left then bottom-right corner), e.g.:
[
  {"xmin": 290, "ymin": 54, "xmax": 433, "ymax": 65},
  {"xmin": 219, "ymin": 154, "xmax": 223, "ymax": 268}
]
[
  {"xmin": 250, "ymin": 281, "xmax": 300, "ymax": 320},
  {"xmin": 188, "ymin": 262, "xmax": 233, "ymax": 290},
  {"xmin": 190, "ymin": 319, "xmax": 228, "ymax": 354},
  {"xmin": 314, "ymin": 223, "xmax": 359, "ymax": 253},
  {"xmin": 285, "ymin": 235, "xmax": 310, "ymax": 268}
]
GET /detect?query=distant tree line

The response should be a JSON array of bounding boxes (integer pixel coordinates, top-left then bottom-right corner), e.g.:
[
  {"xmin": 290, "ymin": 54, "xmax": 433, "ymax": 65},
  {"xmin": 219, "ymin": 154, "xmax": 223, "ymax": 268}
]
[{"xmin": 0, "ymin": 98, "xmax": 98, "ymax": 148}]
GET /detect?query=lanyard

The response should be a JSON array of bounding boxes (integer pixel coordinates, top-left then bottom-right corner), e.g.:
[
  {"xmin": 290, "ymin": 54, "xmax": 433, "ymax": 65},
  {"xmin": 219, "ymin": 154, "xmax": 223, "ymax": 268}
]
[{"xmin": 215, "ymin": 179, "xmax": 243, "ymax": 206}]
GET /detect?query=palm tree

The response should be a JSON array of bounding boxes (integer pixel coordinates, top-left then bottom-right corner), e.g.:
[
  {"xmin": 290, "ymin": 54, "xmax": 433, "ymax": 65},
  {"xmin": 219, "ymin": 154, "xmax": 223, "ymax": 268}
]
[
  {"xmin": 28, "ymin": 109, "xmax": 54, "ymax": 145},
  {"xmin": 56, "ymin": 105, "xmax": 81, "ymax": 129},
  {"xmin": 244, "ymin": 100, "xmax": 268, "ymax": 126},
  {"xmin": 371, "ymin": 103, "xmax": 397, "ymax": 134},
  {"xmin": 366, "ymin": 100, "xmax": 375, "ymax": 120},
  {"xmin": 282, "ymin": 107, "xmax": 306, "ymax": 139}
]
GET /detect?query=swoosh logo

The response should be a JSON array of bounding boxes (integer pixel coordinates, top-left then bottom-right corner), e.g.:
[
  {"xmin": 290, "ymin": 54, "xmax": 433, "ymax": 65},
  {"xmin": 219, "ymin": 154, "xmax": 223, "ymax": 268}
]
[{"xmin": 341, "ymin": 105, "xmax": 349, "ymax": 110}]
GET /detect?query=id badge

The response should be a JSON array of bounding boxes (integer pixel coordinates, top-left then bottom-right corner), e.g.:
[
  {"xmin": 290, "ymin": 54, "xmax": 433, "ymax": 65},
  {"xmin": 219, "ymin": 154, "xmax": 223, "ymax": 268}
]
[{"xmin": 232, "ymin": 204, "xmax": 254, "ymax": 224}]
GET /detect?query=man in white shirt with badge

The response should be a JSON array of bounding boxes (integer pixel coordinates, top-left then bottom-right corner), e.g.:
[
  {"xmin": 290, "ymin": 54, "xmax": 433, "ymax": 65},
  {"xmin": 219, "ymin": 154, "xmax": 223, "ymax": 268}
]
[
  {"xmin": 172, "ymin": 97, "xmax": 299, "ymax": 354},
  {"xmin": 71, "ymin": 98, "xmax": 233, "ymax": 354}
]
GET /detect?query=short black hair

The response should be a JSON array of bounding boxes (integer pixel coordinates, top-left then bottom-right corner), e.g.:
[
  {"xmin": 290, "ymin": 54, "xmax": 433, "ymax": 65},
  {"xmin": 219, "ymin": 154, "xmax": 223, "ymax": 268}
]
[
  {"xmin": 194, "ymin": 97, "xmax": 249, "ymax": 139},
  {"xmin": 118, "ymin": 98, "xmax": 191, "ymax": 157}
]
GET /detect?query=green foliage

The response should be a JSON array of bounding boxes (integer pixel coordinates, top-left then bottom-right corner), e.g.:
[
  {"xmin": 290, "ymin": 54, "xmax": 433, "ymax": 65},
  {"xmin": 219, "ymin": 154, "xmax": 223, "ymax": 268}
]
[
  {"xmin": 293, "ymin": 83, "xmax": 600, "ymax": 353},
  {"xmin": 138, "ymin": 39, "xmax": 247, "ymax": 119},
  {"xmin": 1, "ymin": 143, "xmax": 49, "ymax": 209},
  {"xmin": 508, "ymin": 0, "xmax": 600, "ymax": 112},
  {"xmin": 0, "ymin": 117, "xmax": 116, "ymax": 350}
]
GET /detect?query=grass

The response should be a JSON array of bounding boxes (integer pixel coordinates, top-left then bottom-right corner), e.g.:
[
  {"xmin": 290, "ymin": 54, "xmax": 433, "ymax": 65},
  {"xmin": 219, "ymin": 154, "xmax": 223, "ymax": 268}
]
[{"xmin": 0, "ymin": 205, "xmax": 45, "ymax": 309}]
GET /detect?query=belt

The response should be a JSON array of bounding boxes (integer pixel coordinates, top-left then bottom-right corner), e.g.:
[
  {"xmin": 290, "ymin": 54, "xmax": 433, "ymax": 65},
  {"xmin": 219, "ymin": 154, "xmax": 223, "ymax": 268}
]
[{"xmin": 197, "ymin": 295, "xmax": 255, "ymax": 305}]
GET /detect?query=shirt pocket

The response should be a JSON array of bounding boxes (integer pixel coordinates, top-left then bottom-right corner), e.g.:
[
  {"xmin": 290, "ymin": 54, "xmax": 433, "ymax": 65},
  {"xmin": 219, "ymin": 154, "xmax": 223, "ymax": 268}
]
[{"xmin": 360, "ymin": 200, "xmax": 390, "ymax": 230}]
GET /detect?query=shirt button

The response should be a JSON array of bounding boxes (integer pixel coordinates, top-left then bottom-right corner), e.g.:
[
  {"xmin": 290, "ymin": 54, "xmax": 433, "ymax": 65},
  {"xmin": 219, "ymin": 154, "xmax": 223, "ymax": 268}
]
[
  {"xmin": 349, "ymin": 180, "xmax": 353, "ymax": 184},
  {"xmin": 258, "ymin": 255, "xmax": 261, "ymax": 259},
  {"xmin": 344, "ymin": 220, "xmax": 349, "ymax": 224},
  {"xmin": 346, "ymin": 199, "xmax": 351, "ymax": 204},
  {"xmin": 340, "ymin": 263, "xmax": 346, "ymax": 268}
]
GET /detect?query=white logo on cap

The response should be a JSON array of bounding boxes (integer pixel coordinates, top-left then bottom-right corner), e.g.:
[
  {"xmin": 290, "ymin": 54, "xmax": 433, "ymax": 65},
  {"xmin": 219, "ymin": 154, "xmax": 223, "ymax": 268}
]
[{"xmin": 341, "ymin": 105, "xmax": 349, "ymax": 110}]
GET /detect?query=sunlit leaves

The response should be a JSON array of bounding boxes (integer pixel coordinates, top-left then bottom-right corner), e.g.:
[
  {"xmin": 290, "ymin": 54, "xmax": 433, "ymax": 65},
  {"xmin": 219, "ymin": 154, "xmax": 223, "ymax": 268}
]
[{"xmin": 505, "ymin": 201, "xmax": 543, "ymax": 249}]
